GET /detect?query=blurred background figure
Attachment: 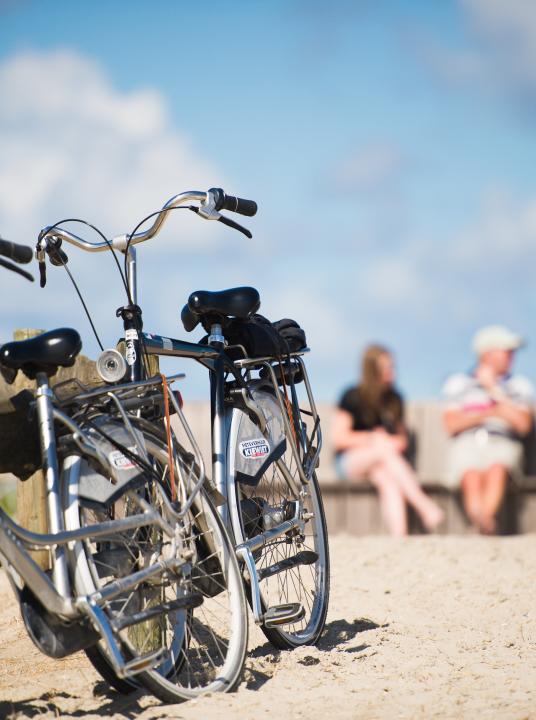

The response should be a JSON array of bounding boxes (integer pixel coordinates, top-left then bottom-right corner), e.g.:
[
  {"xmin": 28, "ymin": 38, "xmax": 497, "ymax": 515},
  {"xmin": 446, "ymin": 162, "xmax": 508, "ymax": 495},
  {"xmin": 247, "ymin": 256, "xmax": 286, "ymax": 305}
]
[
  {"xmin": 442, "ymin": 325, "xmax": 534, "ymax": 534},
  {"xmin": 332, "ymin": 344, "xmax": 444, "ymax": 536}
]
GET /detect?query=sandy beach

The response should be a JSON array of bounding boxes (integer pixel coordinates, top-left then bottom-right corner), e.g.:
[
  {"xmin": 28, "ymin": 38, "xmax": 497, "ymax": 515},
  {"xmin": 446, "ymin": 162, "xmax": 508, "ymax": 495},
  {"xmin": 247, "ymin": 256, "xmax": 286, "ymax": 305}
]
[{"xmin": 2, "ymin": 533, "xmax": 536, "ymax": 720}]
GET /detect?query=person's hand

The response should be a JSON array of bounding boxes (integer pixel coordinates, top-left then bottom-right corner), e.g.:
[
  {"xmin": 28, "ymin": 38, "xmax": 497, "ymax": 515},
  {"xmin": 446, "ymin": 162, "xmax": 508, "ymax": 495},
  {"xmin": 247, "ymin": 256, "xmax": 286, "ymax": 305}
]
[
  {"xmin": 370, "ymin": 428, "xmax": 389, "ymax": 448},
  {"xmin": 475, "ymin": 364, "xmax": 497, "ymax": 391},
  {"xmin": 389, "ymin": 435, "xmax": 407, "ymax": 454},
  {"xmin": 371, "ymin": 428, "xmax": 402, "ymax": 452}
]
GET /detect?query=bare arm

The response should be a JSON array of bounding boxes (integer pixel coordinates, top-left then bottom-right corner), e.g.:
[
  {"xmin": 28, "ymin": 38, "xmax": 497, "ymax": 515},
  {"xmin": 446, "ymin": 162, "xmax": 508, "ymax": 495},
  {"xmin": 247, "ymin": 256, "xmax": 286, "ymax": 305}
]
[
  {"xmin": 443, "ymin": 404, "xmax": 533, "ymax": 437},
  {"xmin": 443, "ymin": 407, "xmax": 491, "ymax": 436},
  {"xmin": 489, "ymin": 403, "xmax": 533, "ymax": 437},
  {"xmin": 332, "ymin": 410, "xmax": 408, "ymax": 453},
  {"xmin": 331, "ymin": 409, "xmax": 374, "ymax": 452},
  {"xmin": 392, "ymin": 422, "xmax": 409, "ymax": 453}
]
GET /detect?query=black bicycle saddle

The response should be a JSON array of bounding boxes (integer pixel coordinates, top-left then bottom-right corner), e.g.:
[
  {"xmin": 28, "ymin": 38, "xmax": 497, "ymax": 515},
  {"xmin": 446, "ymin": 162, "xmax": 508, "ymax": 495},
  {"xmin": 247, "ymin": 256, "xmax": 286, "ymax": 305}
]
[
  {"xmin": 0, "ymin": 327, "xmax": 82, "ymax": 378},
  {"xmin": 181, "ymin": 286, "xmax": 260, "ymax": 332}
]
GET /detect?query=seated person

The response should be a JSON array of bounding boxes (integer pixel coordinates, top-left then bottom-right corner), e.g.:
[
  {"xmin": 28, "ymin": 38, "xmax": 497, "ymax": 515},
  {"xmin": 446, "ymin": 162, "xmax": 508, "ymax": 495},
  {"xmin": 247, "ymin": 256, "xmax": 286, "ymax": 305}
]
[
  {"xmin": 442, "ymin": 325, "xmax": 533, "ymax": 534},
  {"xmin": 332, "ymin": 344, "xmax": 444, "ymax": 536}
]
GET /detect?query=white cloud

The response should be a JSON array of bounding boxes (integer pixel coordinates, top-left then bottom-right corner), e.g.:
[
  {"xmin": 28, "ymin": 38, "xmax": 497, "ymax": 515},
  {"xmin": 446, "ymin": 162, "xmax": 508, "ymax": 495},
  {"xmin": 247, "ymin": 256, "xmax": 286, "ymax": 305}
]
[
  {"xmin": 463, "ymin": 0, "xmax": 536, "ymax": 84},
  {"xmin": 0, "ymin": 49, "xmax": 224, "ymax": 243},
  {"xmin": 357, "ymin": 186, "xmax": 536, "ymax": 322},
  {"xmin": 451, "ymin": 188, "xmax": 536, "ymax": 266},
  {"xmin": 0, "ymin": 49, "xmax": 240, "ymax": 355},
  {"xmin": 362, "ymin": 257, "xmax": 420, "ymax": 306},
  {"xmin": 0, "ymin": 50, "xmax": 166, "ymax": 136},
  {"xmin": 427, "ymin": 0, "xmax": 536, "ymax": 102}
]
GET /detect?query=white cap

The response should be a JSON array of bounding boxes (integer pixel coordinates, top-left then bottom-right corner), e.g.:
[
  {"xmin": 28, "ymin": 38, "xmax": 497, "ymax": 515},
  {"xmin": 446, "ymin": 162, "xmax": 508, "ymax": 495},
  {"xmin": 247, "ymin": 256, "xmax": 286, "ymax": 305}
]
[{"xmin": 472, "ymin": 325, "xmax": 525, "ymax": 355}]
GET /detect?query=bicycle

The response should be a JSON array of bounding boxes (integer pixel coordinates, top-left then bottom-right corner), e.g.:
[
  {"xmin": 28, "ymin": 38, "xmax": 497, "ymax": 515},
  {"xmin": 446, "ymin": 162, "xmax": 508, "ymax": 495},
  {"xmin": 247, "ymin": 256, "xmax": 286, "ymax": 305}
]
[
  {"xmin": 0, "ymin": 238, "xmax": 248, "ymax": 703},
  {"xmin": 37, "ymin": 186, "xmax": 330, "ymax": 655}
]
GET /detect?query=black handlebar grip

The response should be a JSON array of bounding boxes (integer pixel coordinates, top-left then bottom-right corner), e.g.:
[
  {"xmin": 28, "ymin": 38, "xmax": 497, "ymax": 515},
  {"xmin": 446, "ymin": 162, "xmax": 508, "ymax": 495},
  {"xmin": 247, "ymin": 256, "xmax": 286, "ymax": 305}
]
[
  {"xmin": 0, "ymin": 238, "xmax": 33, "ymax": 264},
  {"xmin": 209, "ymin": 188, "xmax": 257, "ymax": 217},
  {"xmin": 222, "ymin": 194, "xmax": 257, "ymax": 217}
]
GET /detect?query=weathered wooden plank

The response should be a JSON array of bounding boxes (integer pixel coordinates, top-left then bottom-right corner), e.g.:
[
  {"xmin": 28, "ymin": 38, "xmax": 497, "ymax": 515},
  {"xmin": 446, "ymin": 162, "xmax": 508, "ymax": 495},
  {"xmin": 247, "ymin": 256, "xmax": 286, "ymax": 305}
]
[{"xmin": 13, "ymin": 328, "xmax": 104, "ymax": 569}]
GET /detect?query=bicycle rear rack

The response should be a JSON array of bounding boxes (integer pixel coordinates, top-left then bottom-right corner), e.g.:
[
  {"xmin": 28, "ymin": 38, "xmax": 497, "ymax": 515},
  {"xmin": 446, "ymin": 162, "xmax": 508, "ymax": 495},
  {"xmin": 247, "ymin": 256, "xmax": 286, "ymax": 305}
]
[
  {"xmin": 54, "ymin": 373, "xmax": 208, "ymax": 519},
  {"xmin": 233, "ymin": 352, "xmax": 323, "ymax": 488}
]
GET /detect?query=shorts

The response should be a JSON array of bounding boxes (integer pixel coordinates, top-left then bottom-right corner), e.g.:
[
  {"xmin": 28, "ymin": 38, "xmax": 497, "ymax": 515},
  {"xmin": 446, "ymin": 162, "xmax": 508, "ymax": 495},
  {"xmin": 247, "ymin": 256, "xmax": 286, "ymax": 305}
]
[
  {"xmin": 334, "ymin": 452, "xmax": 350, "ymax": 480},
  {"xmin": 447, "ymin": 430, "xmax": 524, "ymax": 488}
]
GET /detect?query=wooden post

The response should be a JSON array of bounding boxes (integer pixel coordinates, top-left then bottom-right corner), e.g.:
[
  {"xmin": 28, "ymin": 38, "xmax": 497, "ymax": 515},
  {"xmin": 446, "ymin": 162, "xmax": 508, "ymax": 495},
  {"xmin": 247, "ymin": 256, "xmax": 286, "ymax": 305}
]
[
  {"xmin": 13, "ymin": 329, "xmax": 102, "ymax": 569},
  {"xmin": 11, "ymin": 330, "xmax": 160, "ymax": 568},
  {"xmin": 14, "ymin": 329, "xmax": 49, "ymax": 569}
]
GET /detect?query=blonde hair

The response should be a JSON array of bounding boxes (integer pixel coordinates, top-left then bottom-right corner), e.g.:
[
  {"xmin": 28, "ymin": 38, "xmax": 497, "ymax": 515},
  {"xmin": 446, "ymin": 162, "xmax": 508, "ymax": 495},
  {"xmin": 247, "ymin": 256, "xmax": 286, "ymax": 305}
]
[
  {"xmin": 359, "ymin": 344, "xmax": 390, "ymax": 405},
  {"xmin": 357, "ymin": 344, "xmax": 402, "ymax": 427}
]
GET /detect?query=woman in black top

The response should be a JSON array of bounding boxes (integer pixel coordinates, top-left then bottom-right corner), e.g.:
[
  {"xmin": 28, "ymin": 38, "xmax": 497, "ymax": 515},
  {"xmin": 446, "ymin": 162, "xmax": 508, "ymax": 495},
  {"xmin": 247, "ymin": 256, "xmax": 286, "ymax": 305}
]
[{"xmin": 332, "ymin": 344, "xmax": 443, "ymax": 536}]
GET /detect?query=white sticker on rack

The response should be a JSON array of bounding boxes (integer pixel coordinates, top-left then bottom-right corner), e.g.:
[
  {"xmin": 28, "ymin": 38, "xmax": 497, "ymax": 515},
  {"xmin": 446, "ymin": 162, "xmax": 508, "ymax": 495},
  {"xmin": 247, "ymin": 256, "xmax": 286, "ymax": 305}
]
[
  {"xmin": 162, "ymin": 337, "xmax": 173, "ymax": 350},
  {"xmin": 126, "ymin": 343, "xmax": 136, "ymax": 365},
  {"xmin": 125, "ymin": 329, "xmax": 138, "ymax": 341}
]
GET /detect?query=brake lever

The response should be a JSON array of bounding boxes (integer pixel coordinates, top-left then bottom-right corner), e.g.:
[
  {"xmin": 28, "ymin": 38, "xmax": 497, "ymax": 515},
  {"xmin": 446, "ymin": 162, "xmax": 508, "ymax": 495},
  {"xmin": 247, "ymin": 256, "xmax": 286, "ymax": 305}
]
[
  {"xmin": 188, "ymin": 206, "xmax": 252, "ymax": 238},
  {"xmin": 0, "ymin": 257, "xmax": 34, "ymax": 282},
  {"xmin": 39, "ymin": 260, "xmax": 47, "ymax": 288},
  {"xmin": 36, "ymin": 240, "xmax": 47, "ymax": 288},
  {"xmin": 217, "ymin": 214, "xmax": 252, "ymax": 239}
]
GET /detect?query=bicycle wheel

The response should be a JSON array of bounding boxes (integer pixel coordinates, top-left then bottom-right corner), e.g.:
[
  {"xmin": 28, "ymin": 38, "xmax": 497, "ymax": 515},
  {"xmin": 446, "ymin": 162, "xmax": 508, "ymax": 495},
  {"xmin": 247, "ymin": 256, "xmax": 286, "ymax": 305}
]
[
  {"xmin": 228, "ymin": 387, "xmax": 330, "ymax": 649},
  {"xmin": 62, "ymin": 423, "xmax": 248, "ymax": 702}
]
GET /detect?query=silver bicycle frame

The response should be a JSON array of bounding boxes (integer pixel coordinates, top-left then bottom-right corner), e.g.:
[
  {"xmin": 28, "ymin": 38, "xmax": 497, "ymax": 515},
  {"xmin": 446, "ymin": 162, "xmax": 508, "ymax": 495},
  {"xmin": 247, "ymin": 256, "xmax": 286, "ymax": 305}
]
[
  {"xmin": 35, "ymin": 187, "xmax": 323, "ymax": 627},
  {"xmin": 140, "ymin": 316, "xmax": 323, "ymax": 623},
  {"xmin": 0, "ymin": 373, "xmax": 191, "ymax": 620}
]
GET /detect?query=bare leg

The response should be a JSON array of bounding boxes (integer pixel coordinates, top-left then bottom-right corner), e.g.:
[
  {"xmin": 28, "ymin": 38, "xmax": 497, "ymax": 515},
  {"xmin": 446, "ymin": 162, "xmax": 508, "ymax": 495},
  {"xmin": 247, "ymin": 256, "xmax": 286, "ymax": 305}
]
[
  {"xmin": 369, "ymin": 463, "xmax": 408, "ymax": 536},
  {"xmin": 479, "ymin": 464, "xmax": 509, "ymax": 534},
  {"xmin": 343, "ymin": 445, "xmax": 388, "ymax": 480},
  {"xmin": 382, "ymin": 452, "xmax": 444, "ymax": 530},
  {"xmin": 343, "ymin": 445, "xmax": 443, "ymax": 532},
  {"xmin": 461, "ymin": 469, "xmax": 484, "ymax": 529}
]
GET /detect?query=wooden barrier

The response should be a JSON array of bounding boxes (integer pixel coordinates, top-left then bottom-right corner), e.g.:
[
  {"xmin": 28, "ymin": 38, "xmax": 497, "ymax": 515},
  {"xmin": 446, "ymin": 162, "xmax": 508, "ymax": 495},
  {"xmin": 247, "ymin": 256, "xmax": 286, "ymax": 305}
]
[
  {"xmin": 3, "ymin": 338, "xmax": 535, "ymax": 539},
  {"xmin": 178, "ymin": 400, "xmax": 536, "ymax": 536},
  {"xmin": 313, "ymin": 402, "xmax": 536, "ymax": 536}
]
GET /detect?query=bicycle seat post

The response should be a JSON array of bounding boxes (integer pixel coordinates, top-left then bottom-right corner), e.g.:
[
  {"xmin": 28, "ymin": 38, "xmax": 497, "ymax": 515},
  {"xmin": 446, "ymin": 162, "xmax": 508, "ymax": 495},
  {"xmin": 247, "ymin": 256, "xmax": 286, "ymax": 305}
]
[
  {"xmin": 34, "ymin": 371, "xmax": 70, "ymax": 596},
  {"xmin": 208, "ymin": 323, "xmax": 225, "ymax": 348},
  {"xmin": 206, "ymin": 323, "xmax": 228, "ymax": 524}
]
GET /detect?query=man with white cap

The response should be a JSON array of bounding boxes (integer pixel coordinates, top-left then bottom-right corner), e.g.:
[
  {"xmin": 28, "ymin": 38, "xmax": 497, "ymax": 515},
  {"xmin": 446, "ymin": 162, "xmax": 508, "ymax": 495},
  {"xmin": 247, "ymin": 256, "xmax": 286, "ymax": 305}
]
[{"xmin": 442, "ymin": 325, "xmax": 533, "ymax": 534}]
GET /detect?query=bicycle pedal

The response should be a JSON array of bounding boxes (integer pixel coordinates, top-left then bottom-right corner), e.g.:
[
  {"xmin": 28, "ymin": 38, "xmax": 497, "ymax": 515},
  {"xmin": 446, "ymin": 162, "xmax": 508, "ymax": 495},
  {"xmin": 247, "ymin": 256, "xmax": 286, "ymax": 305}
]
[
  {"xmin": 263, "ymin": 603, "xmax": 305, "ymax": 628},
  {"xmin": 110, "ymin": 593, "xmax": 204, "ymax": 632},
  {"xmin": 121, "ymin": 647, "xmax": 168, "ymax": 678}
]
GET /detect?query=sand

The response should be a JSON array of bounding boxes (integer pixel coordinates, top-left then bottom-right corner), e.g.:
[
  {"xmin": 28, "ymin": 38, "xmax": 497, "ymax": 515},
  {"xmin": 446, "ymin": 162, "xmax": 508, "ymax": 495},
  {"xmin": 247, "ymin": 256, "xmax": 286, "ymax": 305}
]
[{"xmin": 2, "ymin": 534, "xmax": 536, "ymax": 720}]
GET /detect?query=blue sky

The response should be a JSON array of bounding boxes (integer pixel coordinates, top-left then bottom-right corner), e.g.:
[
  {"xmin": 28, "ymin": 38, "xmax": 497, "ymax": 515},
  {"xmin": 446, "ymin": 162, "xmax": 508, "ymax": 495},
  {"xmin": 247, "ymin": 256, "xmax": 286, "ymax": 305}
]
[{"xmin": 1, "ymin": 0, "xmax": 535, "ymax": 401}]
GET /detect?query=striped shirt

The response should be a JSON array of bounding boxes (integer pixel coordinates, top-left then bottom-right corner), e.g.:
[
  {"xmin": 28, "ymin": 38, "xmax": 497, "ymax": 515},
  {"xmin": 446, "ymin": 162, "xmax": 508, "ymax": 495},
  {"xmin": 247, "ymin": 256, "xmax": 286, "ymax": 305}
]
[{"xmin": 442, "ymin": 372, "xmax": 534, "ymax": 438}]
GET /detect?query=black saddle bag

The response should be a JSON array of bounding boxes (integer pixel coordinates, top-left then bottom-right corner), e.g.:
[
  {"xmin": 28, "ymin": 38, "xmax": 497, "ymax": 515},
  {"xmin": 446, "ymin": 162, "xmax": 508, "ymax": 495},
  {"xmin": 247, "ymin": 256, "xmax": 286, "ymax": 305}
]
[
  {"xmin": 0, "ymin": 389, "xmax": 41, "ymax": 480},
  {"xmin": 223, "ymin": 315, "xmax": 306, "ymax": 359},
  {"xmin": 272, "ymin": 318, "xmax": 306, "ymax": 353}
]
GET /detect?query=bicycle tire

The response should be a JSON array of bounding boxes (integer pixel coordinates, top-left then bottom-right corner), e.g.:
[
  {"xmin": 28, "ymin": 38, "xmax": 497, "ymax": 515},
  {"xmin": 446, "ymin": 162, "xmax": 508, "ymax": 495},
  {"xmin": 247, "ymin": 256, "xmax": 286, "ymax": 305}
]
[
  {"xmin": 227, "ymin": 388, "xmax": 330, "ymax": 649},
  {"xmin": 62, "ymin": 423, "xmax": 248, "ymax": 702}
]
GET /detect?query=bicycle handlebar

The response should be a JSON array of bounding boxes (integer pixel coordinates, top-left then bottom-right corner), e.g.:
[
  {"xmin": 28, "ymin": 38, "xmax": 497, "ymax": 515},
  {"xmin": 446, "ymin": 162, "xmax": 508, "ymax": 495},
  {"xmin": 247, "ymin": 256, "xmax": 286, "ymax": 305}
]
[{"xmin": 38, "ymin": 188, "xmax": 257, "ymax": 254}]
